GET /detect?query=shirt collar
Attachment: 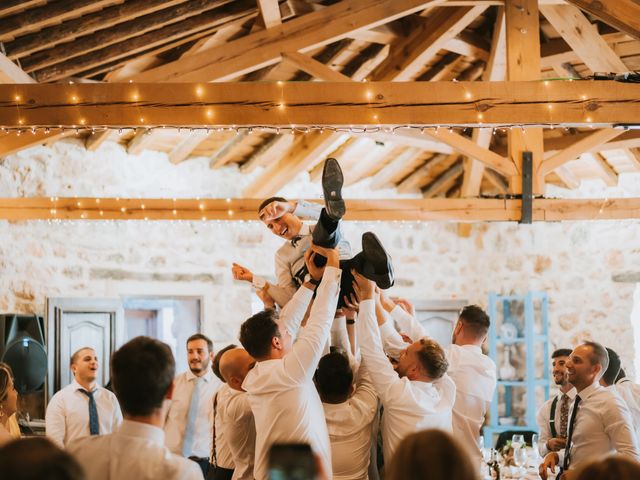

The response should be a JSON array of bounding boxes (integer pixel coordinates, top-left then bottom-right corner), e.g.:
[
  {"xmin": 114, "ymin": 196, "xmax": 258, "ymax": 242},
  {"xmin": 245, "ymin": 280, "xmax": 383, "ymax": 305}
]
[
  {"xmin": 186, "ymin": 368, "xmax": 214, "ymax": 383},
  {"xmin": 578, "ymin": 382, "xmax": 601, "ymax": 400},
  {"xmin": 558, "ymin": 387, "xmax": 577, "ymax": 399},
  {"xmin": 71, "ymin": 379, "xmax": 99, "ymax": 393},
  {"xmin": 117, "ymin": 420, "xmax": 165, "ymax": 446}
]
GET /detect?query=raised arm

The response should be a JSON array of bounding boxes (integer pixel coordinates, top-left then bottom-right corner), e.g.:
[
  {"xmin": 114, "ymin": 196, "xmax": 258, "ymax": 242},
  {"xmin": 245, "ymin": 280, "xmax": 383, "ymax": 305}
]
[
  {"xmin": 380, "ymin": 293, "xmax": 425, "ymax": 343},
  {"xmin": 278, "ymin": 282, "xmax": 314, "ymax": 341},
  {"xmin": 282, "ymin": 245, "xmax": 341, "ymax": 383}
]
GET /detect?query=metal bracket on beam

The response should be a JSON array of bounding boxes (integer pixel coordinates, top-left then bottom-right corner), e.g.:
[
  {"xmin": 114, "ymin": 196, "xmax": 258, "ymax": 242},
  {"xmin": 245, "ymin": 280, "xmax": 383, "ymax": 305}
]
[{"xmin": 519, "ymin": 151, "xmax": 533, "ymax": 224}]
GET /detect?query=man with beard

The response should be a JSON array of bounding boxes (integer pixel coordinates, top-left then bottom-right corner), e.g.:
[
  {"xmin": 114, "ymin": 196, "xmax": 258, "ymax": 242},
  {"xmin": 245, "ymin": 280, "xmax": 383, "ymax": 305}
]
[
  {"xmin": 537, "ymin": 348, "xmax": 577, "ymax": 457},
  {"xmin": 165, "ymin": 334, "xmax": 222, "ymax": 477}
]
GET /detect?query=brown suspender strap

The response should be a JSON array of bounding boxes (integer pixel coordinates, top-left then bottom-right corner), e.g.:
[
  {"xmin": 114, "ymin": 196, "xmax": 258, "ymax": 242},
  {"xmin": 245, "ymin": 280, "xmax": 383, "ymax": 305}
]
[{"xmin": 210, "ymin": 391, "xmax": 219, "ymax": 467}]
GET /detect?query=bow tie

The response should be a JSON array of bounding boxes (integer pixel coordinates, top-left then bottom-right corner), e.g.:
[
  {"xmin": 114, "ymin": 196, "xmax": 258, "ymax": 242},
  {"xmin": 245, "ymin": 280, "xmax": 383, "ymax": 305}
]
[{"xmin": 291, "ymin": 235, "xmax": 302, "ymax": 247}]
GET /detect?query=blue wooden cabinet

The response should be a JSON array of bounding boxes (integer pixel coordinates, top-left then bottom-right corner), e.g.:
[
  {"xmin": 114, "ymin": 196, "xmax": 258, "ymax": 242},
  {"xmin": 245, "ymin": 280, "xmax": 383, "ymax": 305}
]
[{"xmin": 483, "ymin": 292, "xmax": 550, "ymax": 440}]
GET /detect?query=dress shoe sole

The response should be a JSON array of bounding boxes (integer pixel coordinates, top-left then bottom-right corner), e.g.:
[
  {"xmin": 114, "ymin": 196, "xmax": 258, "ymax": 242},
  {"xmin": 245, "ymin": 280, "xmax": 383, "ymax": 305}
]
[{"xmin": 322, "ymin": 158, "xmax": 346, "ymax": 220}]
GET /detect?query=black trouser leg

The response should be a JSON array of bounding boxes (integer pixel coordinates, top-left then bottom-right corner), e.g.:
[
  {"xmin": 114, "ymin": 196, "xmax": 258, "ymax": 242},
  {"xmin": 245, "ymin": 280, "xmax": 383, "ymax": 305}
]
[{"xmin": 311, "ymin": 208, "xmax": 342, "ymax": 267}]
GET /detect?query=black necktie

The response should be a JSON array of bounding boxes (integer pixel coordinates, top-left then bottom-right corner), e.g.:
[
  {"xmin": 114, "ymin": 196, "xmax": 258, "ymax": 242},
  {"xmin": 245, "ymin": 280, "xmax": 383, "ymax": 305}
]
[
  {"xmin": 79, "ymin": 389, "xmax": 100, "ymax": 435},
  {"xmin": 291, "ymin": 235, "xmax": 302, "ymax": 247},
  {"xmin": 562, "ymin": 395, "xmax": 582, "ymax": 470}
]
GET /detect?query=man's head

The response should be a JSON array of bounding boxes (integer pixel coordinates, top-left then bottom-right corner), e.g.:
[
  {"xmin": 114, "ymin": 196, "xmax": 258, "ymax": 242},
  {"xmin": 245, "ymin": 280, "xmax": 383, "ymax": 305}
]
[
  {"xmin": 551, "ymin": 348, "xmax": 573, "ymax": 387},
  {"xmin": 566, "ymin": 341, "xmax": 609, "ymax": 391},
  {"xmin": 258, "ymin": 197, "xmax": 303, "ymax": 241},
  {"xmin": 0, "ymin": 437, "xmax": 85, "ymax": 480},
  {"xmin": 314, "ymin": 351, "xmax": 354, "ymax": 404},
  {"xmin": 111, "ymin": 336, "xmax": 175, "ymax": 417},
  {"xmin": 600, "ymin": 347, "xmax": 621, "ymax": 387},
  {"xmin": 396, "ymin": 338, "xmax": 448, "ymax": 382},
  {"xmin": 219, "ymin": 348, "xmax": 255, "ymax": 392},
  {"xmin": 212, "ymin": 344, "xmax": 238, "ymax": 382},
  {"xmin": 452, "ymin": 305, "xmax": 490, "ymax": 345},
  {"xmin": 239, "ymin": 309, "xmax": 292, "ymax": 360},
  {"xmin": 186, "ymin": 333, "xmax": 214, "ymax": 377},
  {"xmin": 70, "ymin": 347, "xmax": 98, "ymax": 384}
]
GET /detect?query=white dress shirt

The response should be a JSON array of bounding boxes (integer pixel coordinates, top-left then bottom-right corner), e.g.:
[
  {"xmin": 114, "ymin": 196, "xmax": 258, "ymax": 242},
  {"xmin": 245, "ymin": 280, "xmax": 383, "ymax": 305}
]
[
  {"xmin": 242, "ymin": 266, "xmax": 341, "ymax": 480},
  {"xmin": 389, "ymin": 305, "xmax": 496, "ymax": 463},
  {"xmin": 224, "ymin": 388, "xmax": 256, "ymax": 480},
  {"xmin": 45, "ymin": 380, "xmax": 122, "ymax": 448},
  {"xmin": 558, "ymin": 382, "xmax": 639, "ymax": 469},
  {"xmin": 213, "ymin": 383, "xmax": 235, "ymax": 469},
  {"xmin": 252, "ymin": 200, "xmax": 350, "ymax": 307},
  {"xmin": 357, "ymin": 300, "xmax": 456, "ymax": 463},
  {"xmin": 164, "ymin": 368, "xmax": 222, "ymax": 458},
  {"xmin": 68, "ymin": 419, "xmax": 202, "ymax": 480},
  {"xmin": 322, "ymin": 365, "xmax": 378, "ymax": 480},
  {"xmin": 536, "ymin": 387, "xmax": 577, "ymax": 456},
  {"xmin": 614, "ymin": 378, "xmax": 640, "ymax": 437}
]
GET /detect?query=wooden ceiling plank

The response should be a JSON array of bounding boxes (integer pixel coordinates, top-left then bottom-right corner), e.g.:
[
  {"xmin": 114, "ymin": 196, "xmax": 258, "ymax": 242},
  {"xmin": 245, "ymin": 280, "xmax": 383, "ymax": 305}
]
[
  {"xmin": 483, "ymin": 167, "xmax": 508, "ymax": 193},
  {"xmin": 397, "ymin": 153, "xmax": 457, "ymax": 193},
  {"xmin": 240, "ymin": 134, "xmax": 296, "ymax": 173},
  {"xmin": 424, "ymin": 129, "xmax": 517, "ymax": 177},
  {"xmin": 0, "ymin": 130, "xmax": 74, "ymax": 158},
  {"xmin": 585, "ymin": 152, "xmax": 618, "ymax": 186},
  {"xmin": 85, "ymin": 130, "xmax": 113, "ymax": 152},
  {"xmin": 461, "ymin": 7, "xmax": 505, "ymax": 198},
  {"xmin": 369, "ymin": 148, "xmax": 423, "ymax": 190},
  {"xmin": 0, "ymin": 1, "xmax": 46, "ymax": 19},
  {"xmin": 127, "ymin": 129, "xmax": 158, "ymax": 155},
  {"xmin": 539, "ymin": 128, "xmax": 625, "ymax": 176},
  {"xmin": 5, "ymin": 0, "xmax": 191, "ymax": 60},
  {"xmin": 258, "ymin": 0, "xmax": 282, "ymax": 29},
  {"xmin": 25, "ymin": 0, "xmax": 247, "ymax": 79},
  {"xmin": 348, "ymin": 44, "xmax": 390, "ymax": 82},
  {"xmin": 210, "ymin": 131, "xmax": 250, "ymax": 169},
  {"xmin": 0, "ymin": 0, "xmax": 122, "ymax": 43},
  {"xmin": 244, "ymin": 131, "xmax": 349, "ymax": 197},
  {"xmin": 129, "ymin": 0, "xmax": 447, "ymax": 82},
  {"xmin": 540, "ymin": 4, "xmax": 628, "ymax": 74},
  {"xmin": 370, "ymin": 5, "xmax": 488, "ymax": 81},
  {"xmin": 505, "ymin": 0, "xmax": 544, "ymax": 195},
  {"xmin": 280, "ymin": 51, "xmax": 352, "ymax": 81},
  {"xmin": 422, "ymin": 161, "xmax": 464, "ymax": 198},
  {"xmin": 344, "ymin": 140, "xmax": 396, "ymax": 184},
  {"xmin": 169, "ymin": 133, "xmax": 211, "ymax": 164},
  {"xmin": 566, "ymin": 0, "xmax": 640, "ymax": 42}
]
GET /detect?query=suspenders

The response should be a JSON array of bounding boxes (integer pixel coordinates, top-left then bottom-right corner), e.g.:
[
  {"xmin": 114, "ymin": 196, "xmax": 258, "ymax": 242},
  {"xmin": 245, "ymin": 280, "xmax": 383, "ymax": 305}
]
[{"xmin": 549, "ymin": 396, "xmax": 559, "ymax": 438}]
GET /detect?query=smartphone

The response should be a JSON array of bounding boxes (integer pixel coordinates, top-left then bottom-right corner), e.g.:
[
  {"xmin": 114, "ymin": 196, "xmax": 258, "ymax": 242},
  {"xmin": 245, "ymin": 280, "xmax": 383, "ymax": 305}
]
[{"xmin": 268, "ymin": 443, "xmax": 318, "ymax": 480}]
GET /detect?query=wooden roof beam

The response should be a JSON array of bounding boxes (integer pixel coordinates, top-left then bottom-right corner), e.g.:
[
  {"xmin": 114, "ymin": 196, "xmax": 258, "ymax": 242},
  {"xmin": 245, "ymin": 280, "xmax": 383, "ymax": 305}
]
[
  {"xmin": 370, "ymin": 148, "xmax": 423, "ymax": 190},
  {"xmin": 566, "ymin": 0, "xmax": 640, "ymax": 42},
  {"xmin": 422, "ymin": 161, "xmax": 464, "ymax": 198},
  {"xmin": 0, "ymin": 53, "xmax": 35, "ymax": 83},
  {"xmin": 539, "ymin": 129, "xmax": 625, "ymax": 177},
  {"xmin": 130, "ymin": 0, "xmax": 447, "ymax": 82},
  {"xmin": 540, "ymin": 4, "xmax": 628, "ymax": 74},
  {"xmin": 0, "ymin": 1, "xmax": 46, "ymax": 19},
  {"xmin": 257, "ymin": 0, "xmax": 282, "ymax": 29},
  {"xmin": 585, "ymin": 152, "xmax": 618, "ymax": 186},
  {"xmin": 244, "ymin": 131, "xmax": 349, "ymax": 197},
  {"xmin": 370, "ymin": 5, "xmax": 488, "ymax": 81},
  {"xmin": 397, "ymin": 153, "xmax": 458, "ymax": 193},
  {"xmin": 280, "ymin": 51, "xmax": 352, "ymax": 81}
]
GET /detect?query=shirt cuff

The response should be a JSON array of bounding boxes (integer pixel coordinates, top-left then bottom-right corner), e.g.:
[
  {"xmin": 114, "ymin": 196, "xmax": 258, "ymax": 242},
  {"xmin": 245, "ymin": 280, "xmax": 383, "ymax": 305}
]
[
  {"xmin": 252, "ymin": 275, "xmax": 267, "ymax": 290},
  {"xmin": 320, "ymin": 265, "xmax": 342, "ymax": 283}
]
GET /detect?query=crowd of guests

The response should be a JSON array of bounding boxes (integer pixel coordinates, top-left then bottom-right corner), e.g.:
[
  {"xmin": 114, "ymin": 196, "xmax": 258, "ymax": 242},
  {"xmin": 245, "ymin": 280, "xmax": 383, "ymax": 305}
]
[{"xmin": 1, "ymin": 158, "xmax": 639, "ymax": 480}]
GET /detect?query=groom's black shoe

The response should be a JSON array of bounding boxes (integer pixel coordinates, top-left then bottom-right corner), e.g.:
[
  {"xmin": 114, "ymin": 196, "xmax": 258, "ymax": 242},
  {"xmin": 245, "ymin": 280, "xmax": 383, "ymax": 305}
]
[
  {"xmin": 321, "ymin": 157, "xmax": 345, "ymax": 221},
  {"xmin": 358, "ymin": 232, "xmax": 394, "ymax": 289}
]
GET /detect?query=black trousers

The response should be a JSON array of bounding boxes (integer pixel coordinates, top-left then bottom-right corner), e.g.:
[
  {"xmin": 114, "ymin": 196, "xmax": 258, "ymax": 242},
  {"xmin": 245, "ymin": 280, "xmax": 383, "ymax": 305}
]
[
  {"xmin": 189, "ymin": 457, "xmax": 210, "ymax": 479},
  {"xmin": 206, "ymin": 465, "xmax": 234, "ymax": 480}
]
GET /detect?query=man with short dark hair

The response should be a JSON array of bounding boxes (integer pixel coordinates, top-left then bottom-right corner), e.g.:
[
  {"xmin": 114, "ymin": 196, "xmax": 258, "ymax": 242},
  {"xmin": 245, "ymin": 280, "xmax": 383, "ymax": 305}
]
[
  {"xmin": 602, "ymin": 347, "xmax": 640, "ymax": 438},
  {"xmin": 67, "ymin": 336, "xmax": 202, "ymax": 480},
  {"xmin": 46, "ymin": 347, "xmax": 122, "ymax": 448},
  {"xmin": 239, "ymin": 243, "xmax": 341, "ymax": 480},
  {"xmin": 315, "ymin": 351, "xmax": 378, "ymax": 480},
  {"xmin": 165, "ymin": 333, "xmax": 222, "ymax": 477},
  {"xmin": 379, "ymin": 300, "xmax": 495, "ymax": 464},
  {"xmin": 355, "ymin": 273, "xmax": 455, "ymax": 463},
  {"xmin": 537, "ymin": 348, "xmax": 577, "ymax": 457},
  {"xmin": 539, "ymin": 342, "xmax": 639, "ymax": 479}
]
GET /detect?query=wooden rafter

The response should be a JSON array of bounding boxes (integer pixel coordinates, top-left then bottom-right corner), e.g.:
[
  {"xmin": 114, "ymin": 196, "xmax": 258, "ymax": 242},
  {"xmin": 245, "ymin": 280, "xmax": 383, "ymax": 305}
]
[
  {"xmin": 210, "ymin": 131, "xmax": 249, "ymax": 169},
  {"xmin": 0, "ymin": 1, "xmax": 46, "ymax": 19},
  {"xmin": 461, "ymin": 7, "xmax": 505, "ymax": 197},
  {"xmin": 422, "ymin": 161, "xmax": 464, "ymax": 198},
  {"xmin": 585, "ymin": 152, "xmax": 618, "ymax": 186},
  {"xmin": 169, "ymin": 133, "xmax": 211, "ymax": 164},
  {"xmin": 370, "ymin": 148, "xmax": 423, "ymax": 189},
  {"xmin": 370, "ymin": 5, "xmax": 487, "ymax": 81},
  {"xmin": 0, "ymin": 53, "xmax": 35, "ymax": 83},
  {"xmin": 240, "ymin": 134, "xmax": 294, "ymax": 173},
  {"xmin": 130, "ymin": 0, "xmax": 445, "ymax": 82},
  {"xmin": 5, "ymin": 81, "xmax": 640, "ymax": 128},
  {"xmin": 280, "ymin": 51, "xmax": 352, "ymax": 82},
  {"xmin": 566, "ymin": 0, "xmax": 640, "ymax": 41},
  {"xmin": 7, "ymin": 196, "xmax": 640, "ymax": 222},
  {"xmin": 540, "ymin": 4, "xmax": 628, "ymax": 73},
  {"xmin": 539, "ymin": 129, "xmax": 625, "ymax": 177},
  {"xmin": 257, "ymin": 0, "xmax": 282, "ymax": 29},
  {"xmin": 243, "ymin": 131, "xmax": 349, "ymax": 197}
]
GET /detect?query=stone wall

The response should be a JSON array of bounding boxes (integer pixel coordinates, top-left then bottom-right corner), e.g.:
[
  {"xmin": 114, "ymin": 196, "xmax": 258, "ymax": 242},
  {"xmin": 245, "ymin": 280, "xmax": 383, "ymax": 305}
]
[{"xmin": 1, "ymin": 138, "xmax": 639, "ymax": 378}]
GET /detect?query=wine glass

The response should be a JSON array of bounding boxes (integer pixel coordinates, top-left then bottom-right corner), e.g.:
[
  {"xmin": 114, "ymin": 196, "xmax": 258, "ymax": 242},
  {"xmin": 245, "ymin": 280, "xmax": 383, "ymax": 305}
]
[
  {"xmin": 513, "ymin": 446, "xmax": 528, "ymax": 477},
  {"xmin": 511, "ymin": 434, "xmax": 525, "ymax": 449},
  {"xmin": 530, "ymin": 434, "xmax": 540, "ymax": 462}
]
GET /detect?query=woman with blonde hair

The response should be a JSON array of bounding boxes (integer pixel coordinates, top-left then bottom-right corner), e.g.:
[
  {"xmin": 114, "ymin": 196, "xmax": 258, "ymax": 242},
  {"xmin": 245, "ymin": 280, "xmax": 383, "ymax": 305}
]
[
  {"xmin": 573, "ymin": 455, "xmax": 640, "ymax": 480},
  {"xmin": 386, "ymin": 429, "xmax": 477, "ymax": 480},
  {"xmin": 0, "ymin": 362, "xmax": 21, "ymax": 439},
  {"xmin": 0, "ymin": 367, "xmax": 19, "ymax": 446}
]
